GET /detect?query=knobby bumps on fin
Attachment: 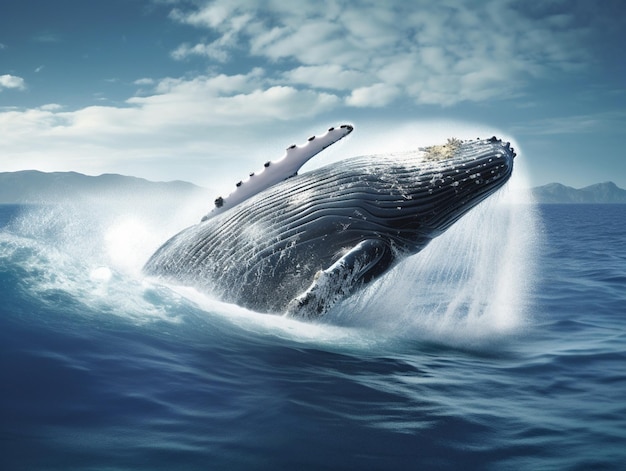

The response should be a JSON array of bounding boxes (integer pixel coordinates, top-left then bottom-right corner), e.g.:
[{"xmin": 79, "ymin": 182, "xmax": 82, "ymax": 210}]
[{"xmin": 201, "ymin": 124, "xmax": 354, "ymax": 223}]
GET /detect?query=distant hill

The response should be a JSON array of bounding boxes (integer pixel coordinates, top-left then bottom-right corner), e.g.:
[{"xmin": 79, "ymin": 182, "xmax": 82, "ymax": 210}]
[
  {"xmin": 531, "ymin": 181, "xmax": 626, "ymax": 204},
  {"xmin": 0, "ymin": 170, "xmax": 208, "ymax": 204}
]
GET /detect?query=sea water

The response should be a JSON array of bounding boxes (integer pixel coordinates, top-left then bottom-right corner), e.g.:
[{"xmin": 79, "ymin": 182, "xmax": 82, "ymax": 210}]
[{"xmin": 1, "ymin": 195, "xmax": 625, "ymax": 470}]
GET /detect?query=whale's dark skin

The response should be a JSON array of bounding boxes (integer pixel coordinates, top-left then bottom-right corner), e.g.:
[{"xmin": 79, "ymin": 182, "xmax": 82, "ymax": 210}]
[{"xmin": 144, "ymin": 135, "xmax": 515, "ymax": 319}]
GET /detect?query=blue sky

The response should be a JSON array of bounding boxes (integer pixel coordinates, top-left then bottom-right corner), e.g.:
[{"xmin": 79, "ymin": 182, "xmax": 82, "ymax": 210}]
[{"xmin": 1, "ymin": 0, "xmax": 624, "ymax": 191}]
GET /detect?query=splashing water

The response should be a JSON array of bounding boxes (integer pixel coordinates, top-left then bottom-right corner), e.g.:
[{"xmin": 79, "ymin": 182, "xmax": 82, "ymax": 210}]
[
  {"xmin": 1, "ymin": 158, "xmax": 539, "ymax": 348},
  {"xmin": 1, "ymin": 196, "xmax": 204, "ymax": 325},
  {"xmin": 330, "ymin": 167, "xmax": 540, "ymax": 346}
]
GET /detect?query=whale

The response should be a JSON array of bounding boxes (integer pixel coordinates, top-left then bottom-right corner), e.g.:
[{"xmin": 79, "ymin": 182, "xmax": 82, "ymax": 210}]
[{"xmin": 144, "ymin": 125, "xmax": 516, "ymax": 319}]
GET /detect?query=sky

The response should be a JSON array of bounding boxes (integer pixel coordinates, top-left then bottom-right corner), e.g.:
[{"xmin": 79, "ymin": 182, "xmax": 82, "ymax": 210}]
[{"xmin": 1, "ymin": 0, "xmax": 625, "ymax": 192}]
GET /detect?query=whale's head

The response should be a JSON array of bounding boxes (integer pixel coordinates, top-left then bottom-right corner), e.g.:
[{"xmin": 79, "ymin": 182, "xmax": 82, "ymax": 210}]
[
  {"xmin": 417, "ymin": 136, "xmax": 515, "ymax": 235},
  {"xmin": 342, "ymin": 136, "xmax": 515, "ymax": 249}
]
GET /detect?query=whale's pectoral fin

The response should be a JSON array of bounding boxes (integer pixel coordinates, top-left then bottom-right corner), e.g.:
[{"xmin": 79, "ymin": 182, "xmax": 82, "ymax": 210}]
[
  {"xmin": 285, "ymin": 239, "xmax": 395, "ymax": 320},
  {"xmin": 201, "ymin": 124, "xmax": 353, "ymax": 222}
]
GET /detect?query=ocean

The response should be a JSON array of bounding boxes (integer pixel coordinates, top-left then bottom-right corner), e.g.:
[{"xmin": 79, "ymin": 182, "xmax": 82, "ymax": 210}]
[{"xmin": 1, "ymin": 196, "xmax": 625, "ymax": 470}]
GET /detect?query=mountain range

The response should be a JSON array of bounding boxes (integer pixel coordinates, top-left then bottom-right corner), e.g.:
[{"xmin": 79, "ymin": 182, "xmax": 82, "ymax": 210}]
[
  {"xmin": 0, "ymin": 170, "xmax": 207, "ymax": 204},
  {"xmin": 530, "ymin": 181, "xmax": 626, "ymax": 204},
  {"xmin": 1, "ymin": 170, "xmax": 625, "ymax": 204}
]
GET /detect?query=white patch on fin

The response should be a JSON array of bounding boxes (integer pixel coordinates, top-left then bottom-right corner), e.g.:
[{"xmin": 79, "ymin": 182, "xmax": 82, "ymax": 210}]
[{"xmin": 202, "ymin": 124, "xmax": 354, "ymax": 221}]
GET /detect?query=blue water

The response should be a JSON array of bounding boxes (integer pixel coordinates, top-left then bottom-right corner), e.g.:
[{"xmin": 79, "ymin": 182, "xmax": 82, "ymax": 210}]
[{"xmin": 1, "ymin": 199, "xmax": 625, "ymax": 470}]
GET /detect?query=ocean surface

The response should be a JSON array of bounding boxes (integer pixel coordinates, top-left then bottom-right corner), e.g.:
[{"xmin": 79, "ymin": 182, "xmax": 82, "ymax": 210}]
[{"xmin": 1, "ymin": 196, "xmax": 625, "ymax": 470}]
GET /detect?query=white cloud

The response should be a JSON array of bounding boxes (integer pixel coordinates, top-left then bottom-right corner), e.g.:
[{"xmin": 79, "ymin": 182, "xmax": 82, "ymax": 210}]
[
  {"xmin": 168, "ymin": 0, "xmax": 594, "ymax": 107},
  {"xmin": 40, "ymin": 103, "xmax": 63, "ymax": 111},
  {"xmin": 252, "ymin": 21, "xmax": 347, "ymax": 66},
  {"xmin": 170, "ymin": 3, "xmax": 235, "ymax": 28},
  {"xmin": 127, "ymin": 72, "xmax": 339, "ymax": 125},
  {"xmin": 0, "ymin": 69, "xmax": 340, "ymax": 187},
  {"xmin": 170, "ymin": 3, "xmax": 252, "ymax": 61},
  {"xmin": 134, "ymin": 78, "xmax": 155, "ymax": 85},
  {"xmin": 346, "ymin": 84, "xmax": 399, "ymax": 108},
  {"xmin": 0, "ymin": 74, "xmax": 26, "ymax": 91},
  {"xmin": 31, "ymin": 70, "xmax": 338, "ymax": 142},
  {"xmin": 171, "ymin": 41, "xmax": 230, "ymax": 62},
  {"xmin": 282, "ymin": 65, "xmax": 368, "ymax": 91},
  {"xmin": 1, "ymin": 0, "xmax": 615, "ymax": 191}
]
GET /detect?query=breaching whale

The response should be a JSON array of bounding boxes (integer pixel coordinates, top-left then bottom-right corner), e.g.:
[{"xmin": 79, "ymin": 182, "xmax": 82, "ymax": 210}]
[{"xmin": 144, "ymin": 125, "xmax": 515, "ymax": 319}]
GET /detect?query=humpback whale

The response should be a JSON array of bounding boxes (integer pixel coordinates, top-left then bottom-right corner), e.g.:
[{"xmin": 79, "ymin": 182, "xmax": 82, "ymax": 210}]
[{"xmin": 144, "ymin": 125, "xmax": 515, "ymax": 319}]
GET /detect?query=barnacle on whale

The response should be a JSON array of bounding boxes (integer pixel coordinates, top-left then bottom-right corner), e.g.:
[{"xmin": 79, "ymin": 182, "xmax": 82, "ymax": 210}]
[{"xmin": 424, "ymin": 138, "xmax": 463, "ymax": 161}]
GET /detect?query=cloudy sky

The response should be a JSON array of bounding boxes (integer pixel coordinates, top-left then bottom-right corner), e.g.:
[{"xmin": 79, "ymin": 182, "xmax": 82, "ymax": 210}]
[{"xmin": 1, "ymin": 0, "xmax": 624, "ymax": 191}]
